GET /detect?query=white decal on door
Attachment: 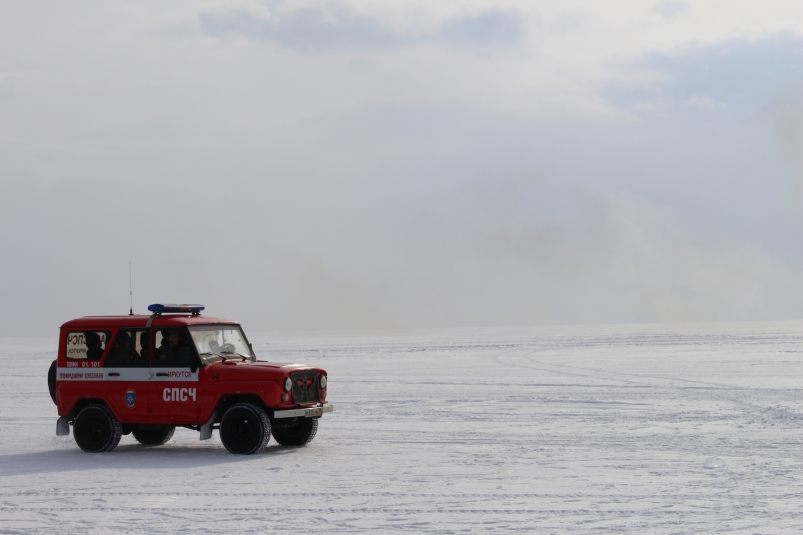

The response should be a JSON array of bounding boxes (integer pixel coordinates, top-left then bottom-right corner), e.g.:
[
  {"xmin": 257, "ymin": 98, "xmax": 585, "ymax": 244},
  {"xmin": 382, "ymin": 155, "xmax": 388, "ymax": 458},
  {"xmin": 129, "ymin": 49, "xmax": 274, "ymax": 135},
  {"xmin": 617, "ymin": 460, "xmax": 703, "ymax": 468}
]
[{"xmin": 163, "ymin": 387, "xmax": 196, "ymax": 402}]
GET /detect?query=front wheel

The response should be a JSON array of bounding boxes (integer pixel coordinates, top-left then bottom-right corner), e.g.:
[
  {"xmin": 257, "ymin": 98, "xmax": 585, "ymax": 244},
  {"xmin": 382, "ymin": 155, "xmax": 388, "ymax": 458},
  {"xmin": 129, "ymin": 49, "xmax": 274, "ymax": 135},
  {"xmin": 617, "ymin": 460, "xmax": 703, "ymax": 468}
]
[
  {"xmin": 73, "ymin": 404, "xmax": 122, "ymax": 453},
  {"xmin": 272, "ymin": 418, "xmax": 318, "ymax": 446},
  {"xmin": 132, "ymin": 425, "xmax": 175, "ymax": 446},
  {"xmin": 219, "ymin": 403, "xmax": 270, "ymax": 454}
]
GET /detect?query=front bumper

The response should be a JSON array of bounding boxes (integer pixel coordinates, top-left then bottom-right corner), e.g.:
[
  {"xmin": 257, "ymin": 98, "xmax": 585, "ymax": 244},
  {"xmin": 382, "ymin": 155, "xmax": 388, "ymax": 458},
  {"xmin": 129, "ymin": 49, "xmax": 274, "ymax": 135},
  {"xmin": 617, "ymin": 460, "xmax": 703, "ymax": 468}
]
[{"xmin": 274, "ymin": 404, "xmax": 333, "ymax": 419}]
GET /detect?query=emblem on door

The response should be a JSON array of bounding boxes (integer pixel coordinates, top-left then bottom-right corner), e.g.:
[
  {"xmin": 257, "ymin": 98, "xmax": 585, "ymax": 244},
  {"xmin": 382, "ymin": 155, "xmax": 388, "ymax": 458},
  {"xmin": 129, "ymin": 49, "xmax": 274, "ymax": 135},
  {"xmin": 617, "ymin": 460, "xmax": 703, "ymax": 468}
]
[{"xmin": 125, "ymin": 390, "xmax": 136, "ymax": 408}]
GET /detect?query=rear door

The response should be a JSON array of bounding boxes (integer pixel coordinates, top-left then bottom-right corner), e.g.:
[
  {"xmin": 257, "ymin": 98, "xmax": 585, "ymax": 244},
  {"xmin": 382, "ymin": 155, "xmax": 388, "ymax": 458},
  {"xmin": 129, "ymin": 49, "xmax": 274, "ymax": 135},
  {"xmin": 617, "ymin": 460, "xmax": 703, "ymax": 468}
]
[
  {"xmin": 104, "ymin": 329, "xmax": 150, "ymax": 421},
  {"xmin": 59, "ymin": 330, "xmax": 110, "ymax": 413}
]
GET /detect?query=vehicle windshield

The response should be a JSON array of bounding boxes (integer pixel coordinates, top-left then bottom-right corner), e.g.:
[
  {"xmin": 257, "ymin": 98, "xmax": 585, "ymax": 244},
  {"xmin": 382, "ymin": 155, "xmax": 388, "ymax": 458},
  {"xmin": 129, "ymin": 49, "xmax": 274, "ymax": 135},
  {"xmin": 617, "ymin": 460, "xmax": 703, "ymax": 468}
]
[{"xmin": 188, "ymin": 325, "xmax": 255, "ymax": 364}]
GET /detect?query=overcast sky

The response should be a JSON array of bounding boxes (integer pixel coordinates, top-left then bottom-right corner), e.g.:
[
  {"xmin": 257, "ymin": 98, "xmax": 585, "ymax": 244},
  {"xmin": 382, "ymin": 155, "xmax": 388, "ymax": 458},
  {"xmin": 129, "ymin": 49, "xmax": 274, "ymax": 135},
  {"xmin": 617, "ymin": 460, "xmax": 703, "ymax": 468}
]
[{"xmin": 3, "ymin": 1, "xmax": 803, "ymax": 335}]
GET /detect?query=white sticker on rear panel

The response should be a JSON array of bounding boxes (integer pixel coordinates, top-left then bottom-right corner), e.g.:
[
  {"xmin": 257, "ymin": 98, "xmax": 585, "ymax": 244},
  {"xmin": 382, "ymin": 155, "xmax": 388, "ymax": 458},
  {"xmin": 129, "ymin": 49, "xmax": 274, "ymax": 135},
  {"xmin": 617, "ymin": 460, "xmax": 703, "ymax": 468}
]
[{"xmin": 57, "ymin": 368, "xmax": 106, "ymax": 380}]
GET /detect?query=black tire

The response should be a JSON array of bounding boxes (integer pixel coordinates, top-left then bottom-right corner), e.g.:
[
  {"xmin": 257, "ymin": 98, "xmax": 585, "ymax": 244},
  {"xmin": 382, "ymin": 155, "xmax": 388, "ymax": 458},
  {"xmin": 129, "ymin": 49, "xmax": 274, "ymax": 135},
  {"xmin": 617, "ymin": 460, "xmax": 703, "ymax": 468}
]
[
  {"xmin": 73, "ymin": 404, "xmax": 122, "ymax": 453},
  {"xmin": 272, "ymin": 418, "xmax": 318, "ymax": 446},
  {"xmin": 48, "ymin": 360, "xmax": 57, "ymax": 405},
  {"xmin": 132, "ymin": 425, "xmax": 175, "ymax": 446},
  {"xmin": 219, "ymin": 403, "xmax": 270, "ymax": 454}
]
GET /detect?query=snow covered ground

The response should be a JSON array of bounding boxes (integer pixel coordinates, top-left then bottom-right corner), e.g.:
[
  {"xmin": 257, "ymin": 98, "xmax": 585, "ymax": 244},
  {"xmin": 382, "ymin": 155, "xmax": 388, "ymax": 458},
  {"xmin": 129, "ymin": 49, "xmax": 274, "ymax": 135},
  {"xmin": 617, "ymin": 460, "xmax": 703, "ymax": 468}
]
[{"xmin": 3, "ymin": 322, "xmax": 803, "ymax": 533}]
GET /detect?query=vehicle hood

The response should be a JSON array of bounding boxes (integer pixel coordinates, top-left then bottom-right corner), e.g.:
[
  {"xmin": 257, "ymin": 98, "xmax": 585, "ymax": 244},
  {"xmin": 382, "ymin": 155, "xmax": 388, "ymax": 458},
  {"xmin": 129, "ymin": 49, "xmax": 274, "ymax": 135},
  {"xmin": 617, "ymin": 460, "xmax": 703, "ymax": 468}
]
[{"xmin": 205, "ymin": 360, "xmax": 324, "ymax": 381}]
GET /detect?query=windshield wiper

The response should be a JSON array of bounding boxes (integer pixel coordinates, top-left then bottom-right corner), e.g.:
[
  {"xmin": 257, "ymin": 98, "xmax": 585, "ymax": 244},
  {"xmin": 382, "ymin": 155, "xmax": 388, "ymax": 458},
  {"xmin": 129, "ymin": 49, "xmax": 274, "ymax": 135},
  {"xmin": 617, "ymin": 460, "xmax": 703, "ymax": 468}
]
[
  {"xmin": 200, "ymin": 352, "xmax": 230, "ymax": 362},
  {"xmin": 220, "ymin": 351, "xmax": 248, "ymax": 362}
]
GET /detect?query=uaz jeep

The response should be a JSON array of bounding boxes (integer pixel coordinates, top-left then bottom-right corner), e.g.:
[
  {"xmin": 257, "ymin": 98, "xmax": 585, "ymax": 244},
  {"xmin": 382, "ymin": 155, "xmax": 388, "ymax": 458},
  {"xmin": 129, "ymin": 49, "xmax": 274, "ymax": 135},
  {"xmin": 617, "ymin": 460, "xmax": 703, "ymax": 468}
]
[{"xmin": 47, "ymin": 304, "xmax": 332, "ymax": 454}]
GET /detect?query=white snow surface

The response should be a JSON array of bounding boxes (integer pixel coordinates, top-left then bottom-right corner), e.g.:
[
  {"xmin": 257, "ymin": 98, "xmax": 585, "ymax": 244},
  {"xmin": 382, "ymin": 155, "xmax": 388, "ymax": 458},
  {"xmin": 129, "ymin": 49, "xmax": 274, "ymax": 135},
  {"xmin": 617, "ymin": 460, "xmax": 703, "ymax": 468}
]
[{"xmin": 3, "ymin": 322, "xmax": 803, "ymax": 533}]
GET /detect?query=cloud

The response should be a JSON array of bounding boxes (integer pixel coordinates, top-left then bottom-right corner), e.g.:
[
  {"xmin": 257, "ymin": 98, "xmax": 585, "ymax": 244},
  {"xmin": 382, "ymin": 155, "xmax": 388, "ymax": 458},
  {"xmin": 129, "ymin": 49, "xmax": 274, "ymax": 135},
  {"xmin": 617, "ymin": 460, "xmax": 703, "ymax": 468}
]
[
  {"xmin": 438, "ymin": 9, "xmax": 526, "ymax": 46},
  {"xmin": 652, "ymin": 1, "xmax": 691, "ymax": 19},
  {"xmin": 774, "ymin": 89, "xmax": 803, "ymax": 197},
  {"xmin": 199, "ymin": 6, "xmax": 407, "ymax": 50},
  {"xmin": 682, "ymin": 94, "xmax": 726, "ymax": 110},
  {"xmin": 604, "ymin": 35, "xmax": 803, "ymax": 115},
  {"xmin": 198, "ymin": 6, "xmax": 526, "ymax": 51}
]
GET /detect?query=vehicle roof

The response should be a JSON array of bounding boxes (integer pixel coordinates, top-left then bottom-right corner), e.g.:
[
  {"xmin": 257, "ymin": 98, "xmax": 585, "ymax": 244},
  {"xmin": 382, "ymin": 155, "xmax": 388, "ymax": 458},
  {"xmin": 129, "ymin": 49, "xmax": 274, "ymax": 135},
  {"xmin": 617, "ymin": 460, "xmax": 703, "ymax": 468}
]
[{"xmin": 60, "ymin": 315, "xmax": 240, "ymax": 329}]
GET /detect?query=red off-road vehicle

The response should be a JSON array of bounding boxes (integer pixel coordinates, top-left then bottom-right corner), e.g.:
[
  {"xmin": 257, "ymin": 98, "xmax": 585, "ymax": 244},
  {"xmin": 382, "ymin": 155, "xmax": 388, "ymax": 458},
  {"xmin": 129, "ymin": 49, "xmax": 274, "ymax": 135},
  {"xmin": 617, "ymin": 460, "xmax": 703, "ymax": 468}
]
[{"xmin": 47, "ymin": 304, "xmax": 332, "ymax": 454}]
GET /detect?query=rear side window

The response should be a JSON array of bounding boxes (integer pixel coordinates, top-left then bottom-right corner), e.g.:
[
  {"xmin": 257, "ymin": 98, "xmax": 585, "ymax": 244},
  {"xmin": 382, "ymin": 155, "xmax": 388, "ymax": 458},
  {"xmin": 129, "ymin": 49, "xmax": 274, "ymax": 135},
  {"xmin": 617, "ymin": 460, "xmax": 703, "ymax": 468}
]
[{"xmin": 65, "ymin": 331, "xmax": 110, "ymax": 361}]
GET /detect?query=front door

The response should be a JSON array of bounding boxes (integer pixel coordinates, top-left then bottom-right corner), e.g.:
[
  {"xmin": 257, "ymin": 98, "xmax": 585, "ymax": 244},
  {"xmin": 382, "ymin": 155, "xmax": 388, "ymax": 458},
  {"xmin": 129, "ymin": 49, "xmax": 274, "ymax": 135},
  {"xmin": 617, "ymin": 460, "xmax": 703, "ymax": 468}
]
[
  {"xmin": 104, "ymin": 329, "xmax": 150, "ymax": 421},
  {"xmin": 150, "ymin": 327, "xmax": 199, "ymax": 424}
]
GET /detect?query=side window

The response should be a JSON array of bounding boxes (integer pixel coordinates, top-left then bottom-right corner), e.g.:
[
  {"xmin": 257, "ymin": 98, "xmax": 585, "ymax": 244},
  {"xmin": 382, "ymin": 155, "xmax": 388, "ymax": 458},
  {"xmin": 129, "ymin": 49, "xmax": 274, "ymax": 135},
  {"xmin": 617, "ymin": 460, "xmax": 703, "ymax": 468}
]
[
  {"xmin": 65, "ymin": 331, "xmax": 109, "ymax": 361},
  {"xmin": 153, "ymin": 328, "xmax": 196, "ymax": 368},
  {"xmin": 104, "ymin": 329, "xmax": 149, "ymax": 368}
]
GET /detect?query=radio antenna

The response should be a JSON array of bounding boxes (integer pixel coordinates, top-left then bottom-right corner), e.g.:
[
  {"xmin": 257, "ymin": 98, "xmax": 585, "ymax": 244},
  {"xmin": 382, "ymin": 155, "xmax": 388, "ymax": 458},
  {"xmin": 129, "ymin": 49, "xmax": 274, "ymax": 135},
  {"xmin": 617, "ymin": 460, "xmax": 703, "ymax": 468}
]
[{"xmin": 129, "ymin": 262, "xmax": 133, "ymax": 316}]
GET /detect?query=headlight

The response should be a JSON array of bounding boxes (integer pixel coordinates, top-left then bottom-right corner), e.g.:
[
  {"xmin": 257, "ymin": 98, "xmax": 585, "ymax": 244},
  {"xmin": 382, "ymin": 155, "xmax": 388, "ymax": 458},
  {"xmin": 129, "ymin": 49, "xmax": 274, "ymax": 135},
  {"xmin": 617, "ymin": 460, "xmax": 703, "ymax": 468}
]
[
  {"xmin": 320, "ymin": 375, "xmax": 327, "ymax": 389},
  {"xmin": 283, "ymin": 377, "xmax": 292, "ymax": 392}
]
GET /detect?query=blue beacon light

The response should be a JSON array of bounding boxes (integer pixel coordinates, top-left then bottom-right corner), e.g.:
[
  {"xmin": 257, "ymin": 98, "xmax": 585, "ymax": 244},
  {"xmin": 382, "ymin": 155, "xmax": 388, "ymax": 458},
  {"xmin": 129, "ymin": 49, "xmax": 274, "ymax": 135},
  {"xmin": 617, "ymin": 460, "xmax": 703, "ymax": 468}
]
[{"xmin": 147, "ymin": 303, "xmax": 205, "ymax": 314}]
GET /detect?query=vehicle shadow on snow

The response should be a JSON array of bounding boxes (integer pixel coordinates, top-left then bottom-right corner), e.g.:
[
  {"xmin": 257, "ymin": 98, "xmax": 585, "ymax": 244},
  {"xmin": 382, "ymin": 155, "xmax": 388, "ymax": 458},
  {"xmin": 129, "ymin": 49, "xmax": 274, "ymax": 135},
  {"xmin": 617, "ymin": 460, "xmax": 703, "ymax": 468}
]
[{"xmin": 0, "ymin": 443, "xmax": 302, "ymax": 476}]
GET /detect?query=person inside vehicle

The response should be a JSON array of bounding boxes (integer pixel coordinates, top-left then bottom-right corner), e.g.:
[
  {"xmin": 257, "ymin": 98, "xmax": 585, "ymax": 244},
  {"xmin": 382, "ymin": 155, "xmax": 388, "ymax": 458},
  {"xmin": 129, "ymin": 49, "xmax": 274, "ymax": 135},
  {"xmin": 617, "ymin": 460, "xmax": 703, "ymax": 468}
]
[
  {"xmin": 154, "ymin": 329, "xmax": 191, "ymax": 366},
  {"xmin": 106, "ymin": 331, "xmax": 132, "ymax": 366},
  {"xmin": 85, "ymin": 332, "xmax": 105, "ymax": 360}
]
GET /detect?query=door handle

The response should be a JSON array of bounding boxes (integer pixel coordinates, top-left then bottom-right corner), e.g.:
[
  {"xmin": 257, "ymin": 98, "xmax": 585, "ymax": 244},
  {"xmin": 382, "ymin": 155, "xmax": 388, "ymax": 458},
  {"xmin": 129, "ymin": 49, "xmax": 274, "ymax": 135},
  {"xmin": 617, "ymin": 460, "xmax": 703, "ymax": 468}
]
[
  {"xmin": 108, "ymin": 373, "xmax": 120, "ymax": 377},
  {"xmin": 156, "ymin": 373, "xmax": 168, "ymax": 377}
]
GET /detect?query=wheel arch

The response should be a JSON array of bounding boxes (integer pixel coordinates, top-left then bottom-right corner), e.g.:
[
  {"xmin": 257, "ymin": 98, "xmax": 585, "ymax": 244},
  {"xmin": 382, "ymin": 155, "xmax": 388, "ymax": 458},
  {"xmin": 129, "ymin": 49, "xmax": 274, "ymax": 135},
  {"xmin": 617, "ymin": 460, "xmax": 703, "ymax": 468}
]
[
  {"xmin": 67, "ymin": 398, "xmax": 112, "ymax": 419},
  {"xmin": 212, "ymin": 394, "xmax": 269, "ymax": 421}
]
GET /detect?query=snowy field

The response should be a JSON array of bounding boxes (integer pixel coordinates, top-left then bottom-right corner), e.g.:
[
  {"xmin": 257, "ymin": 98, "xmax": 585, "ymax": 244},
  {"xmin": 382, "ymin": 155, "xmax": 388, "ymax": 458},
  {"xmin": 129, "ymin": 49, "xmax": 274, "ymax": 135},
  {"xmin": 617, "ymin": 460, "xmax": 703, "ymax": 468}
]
[{"xmin": 3, "ymin": 322, "xmax": 803, "ymax": 533}]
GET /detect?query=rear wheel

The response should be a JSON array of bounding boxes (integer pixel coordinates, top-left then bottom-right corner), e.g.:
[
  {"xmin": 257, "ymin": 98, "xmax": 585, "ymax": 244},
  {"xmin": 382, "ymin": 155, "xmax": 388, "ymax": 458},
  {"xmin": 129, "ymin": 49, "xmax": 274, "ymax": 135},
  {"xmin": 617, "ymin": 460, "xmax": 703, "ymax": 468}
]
[
  {"xmin": 132, "ymin": 425, "xmax": 175, "ymax": 446},
  {"xmin": 73, "ymin": 404, "xmax": 122, "ymax": 453},
  {"xmin": 272, "ymin": 418, "xmax": 318, "ymax": 446},
  {"xmin": 219, "ymin": 403, "xmax": 270, "ymax": 454}
]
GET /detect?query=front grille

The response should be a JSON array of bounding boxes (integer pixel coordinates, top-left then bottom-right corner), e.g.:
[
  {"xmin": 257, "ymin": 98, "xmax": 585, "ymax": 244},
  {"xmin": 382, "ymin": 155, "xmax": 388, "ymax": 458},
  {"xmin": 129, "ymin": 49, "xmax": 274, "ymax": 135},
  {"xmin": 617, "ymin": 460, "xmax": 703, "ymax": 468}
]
[{"xmin": 290, "ymin": 371, "xmax": 319, "ymax": 403}]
